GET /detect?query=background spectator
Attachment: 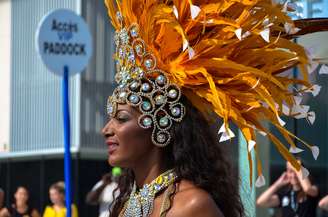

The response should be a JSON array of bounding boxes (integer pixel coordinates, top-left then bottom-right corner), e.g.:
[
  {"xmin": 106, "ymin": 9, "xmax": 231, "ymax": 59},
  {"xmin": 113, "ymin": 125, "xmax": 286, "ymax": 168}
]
[
  {"xmin": 256, "ymin": 161, "xmax": 319, "ymax": 217},
  {"xmin": 86, "ymin": 167, "xmax": 121, "ymax": 217},
  {"xmin": 43, "ymin": 181, "xmax": 78, "ymax": 217},
  {"xmin": 0, "ymin": 186, "xmax": 40, "ymax": 217}
]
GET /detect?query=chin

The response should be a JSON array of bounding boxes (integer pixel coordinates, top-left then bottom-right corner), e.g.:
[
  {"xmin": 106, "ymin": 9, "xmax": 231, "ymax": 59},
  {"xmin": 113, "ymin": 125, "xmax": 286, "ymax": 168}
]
[{"xmin": 108, "ymin": 155, "xmax": 127, "ymax": 167}]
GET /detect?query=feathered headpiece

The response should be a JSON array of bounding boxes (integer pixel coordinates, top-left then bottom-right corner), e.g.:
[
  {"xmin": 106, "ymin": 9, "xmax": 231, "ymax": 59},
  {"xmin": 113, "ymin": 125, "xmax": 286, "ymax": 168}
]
[{"xmin": 105, "ymin": 0, "xmax": 325, "ymax": 186}]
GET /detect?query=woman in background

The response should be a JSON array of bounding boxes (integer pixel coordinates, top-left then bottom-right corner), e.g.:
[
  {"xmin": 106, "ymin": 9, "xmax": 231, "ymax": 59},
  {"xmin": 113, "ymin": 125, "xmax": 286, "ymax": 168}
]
[
  {"xmin": 257, "ymin": 161, "xmax": 319, "ymax": 217},
  {"xmin": 43, "ymin": 181, "xmax": 78, "ymax": 217},
  {"xmin": 0, "ymin": 186, "xmax": 40, "ymax": 217}
]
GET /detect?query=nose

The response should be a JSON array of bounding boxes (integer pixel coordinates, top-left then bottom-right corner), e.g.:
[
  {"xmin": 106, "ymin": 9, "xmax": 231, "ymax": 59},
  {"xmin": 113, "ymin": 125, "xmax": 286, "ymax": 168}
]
[{"xmin": 102, "ymin": 119, "xmax": 114, "ymax": 138}]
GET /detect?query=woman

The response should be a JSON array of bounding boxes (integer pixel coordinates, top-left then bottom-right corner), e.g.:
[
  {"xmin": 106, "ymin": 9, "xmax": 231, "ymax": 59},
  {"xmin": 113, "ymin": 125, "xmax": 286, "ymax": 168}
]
[
  {"xmin": 103, "ymin": 99, "xmax": 243, "ymax": 217},
  {"xmin": 0, "ymin": 186, "xmax": 40, "ymax": 217},
  {"xmin": 103, "ymin": 0, "xmax": 324, "ymax": 216},
  {"xmin": 256, "ymin": 161, "xmax": 319, "ymax": 217},
  {"xmin": 43, "ymin": 182, "xmax": 78, "ymax": 217}
]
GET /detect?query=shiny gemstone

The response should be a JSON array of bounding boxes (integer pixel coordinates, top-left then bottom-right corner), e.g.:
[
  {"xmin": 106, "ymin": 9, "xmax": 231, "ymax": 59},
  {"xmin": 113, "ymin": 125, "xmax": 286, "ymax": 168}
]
[
  {"xmin": 120, "ymin": 29, "xmax": 130, "ymax": 45},
  {"xmin": 159, "ymin": 117, "xmax": 169, "ymax": 127},
  {"xmin": 116, "ymin": 11, "xmax": 123, "ymax": 21},
  {"xmin": 142, "ymin": 101, "xmax": 152, "ymax": 111},
  {"xmin": 135, "ymin": 44, "xmax": 143, "ymax": 55},
  {"xmin": 107, "ymin": 104, "xmax": 113, "ymax": 114},
  {"xmin": 157, "ymin": 133, "xmax": 166, "ymax": 143},
  {"xmin": 171, "ymin": 107, "xmax": 181, "ymax": 117},
  {"xmin": 155, "ymin": 95, "xmax": 165, "ymax": 105},
  {"xmin": 131, "ymin": 67, "xmax": 144, "ymax": 79},
  {"xmin": 135, "ymin": 67, "xmax": 144, "ymax": 78},
  {"xmin": 156, "ymin": 75, "xmax": 166, "ymax": 85},
  {"xmin": 129, "ymin": 81, "xmax": 139, "ymax": 91},
  {"xmin": 154, "ymin": 184, "xmax": 161, "ymax": 191},
  {"xmin": 130, "ymin": 26, "xmax": 139, "ymax": 38},
  {"xmin": 129, "ymin": 95, "xmax": 140, "ymax": 104},
  {"xmin": 141, "ymin": 83, "xmax": 151, "ymax": 92},
  {"xmin": 119, "ymin": 91, "xmax": 127, "ymax": 99},
  {"xmin": 142, "ymin": 117, "xmax": 152, "ymax": 127},
  {"xmin": 128, "ymin": 52, "xmax": 135, "ymax": 62},
  {"xmin": 114, "ymin": 33, "xmax": 120, "ymax": 46},
  {"xmin": 144, "ymin": 59, "xmax": 153, "ymax": 69},
  {"xmin": 140, "ymin": 185, "xmax": 150, "ymax": 198},
  {"xmin": 168, "ymin": 89, "xmax": 178, "ymax": 99},
  {"xmin": 119, "ymin": 47, "xmax": 124, "ymax": 57}
]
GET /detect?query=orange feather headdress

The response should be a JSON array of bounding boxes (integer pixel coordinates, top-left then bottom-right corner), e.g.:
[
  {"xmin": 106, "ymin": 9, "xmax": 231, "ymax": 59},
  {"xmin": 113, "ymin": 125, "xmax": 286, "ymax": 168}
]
[{"xmin": 105, "ymin": 0, "xmax": 325, "ymax": 186}]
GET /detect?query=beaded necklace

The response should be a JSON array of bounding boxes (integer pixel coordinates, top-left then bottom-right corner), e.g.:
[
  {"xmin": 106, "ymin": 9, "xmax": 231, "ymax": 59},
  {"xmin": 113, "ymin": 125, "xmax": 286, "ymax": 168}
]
[{"xmin": 120, "ymin": 169, "xmax": 177, "ymax": 217}]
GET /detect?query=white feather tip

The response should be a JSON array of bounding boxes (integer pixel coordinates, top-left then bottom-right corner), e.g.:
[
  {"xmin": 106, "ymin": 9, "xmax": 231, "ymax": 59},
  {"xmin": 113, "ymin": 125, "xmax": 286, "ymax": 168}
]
[
  {"xmin": 260, "ymin": 29, "xmax": 270, "ymax": 43},
  {"xmin": 235, "ymin": 28, "xmax": 242, "ymax": 41},
  {"xmin": 190, "ymin": 4, "xmax": 201, "ymax": 20},
  {"xmin": 173, "ymin": 5, "xmax": 179, "ymax": 19},
  {"xmin": 255, "ymin": 175, "xmax": 266, "ymax": 187},
  {"xmin": 311, "ymin": 146, "xmax": 320, "ymax": 160},
  {"xmin": 248, "ymin": 140, "xmax": 256, "ymax": 152},
  {"xmin": 289, "ymin": 146, "xmax": 304, "ymax": 154}
]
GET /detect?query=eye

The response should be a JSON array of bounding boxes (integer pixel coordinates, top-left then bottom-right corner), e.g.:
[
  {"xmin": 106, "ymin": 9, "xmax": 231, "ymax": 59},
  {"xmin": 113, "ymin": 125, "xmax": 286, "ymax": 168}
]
[{"xmin": 116, "ymin": 113, "xmax": 130, "ymax": 122}]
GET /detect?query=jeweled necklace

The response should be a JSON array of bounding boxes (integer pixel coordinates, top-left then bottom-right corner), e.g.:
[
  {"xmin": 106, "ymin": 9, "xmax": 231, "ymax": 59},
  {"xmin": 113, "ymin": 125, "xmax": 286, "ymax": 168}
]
[{"xmin": 121, "ymin": 169, "xmax": 177, "ymax": 217}]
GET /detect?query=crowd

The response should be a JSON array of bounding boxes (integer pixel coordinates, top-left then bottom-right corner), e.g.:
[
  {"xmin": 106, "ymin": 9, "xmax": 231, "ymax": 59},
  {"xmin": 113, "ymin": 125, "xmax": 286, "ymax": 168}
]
[
  {"xmin": 0, "ymin": 167, "xmax": 121, "ymax": 217},
  {"xmin": 256, "ymin": 160, "xmax": 328, "ymax": 217},
  {"xmin": 1, "ymin": 161, "xmax": 327, "ymax": 217}
]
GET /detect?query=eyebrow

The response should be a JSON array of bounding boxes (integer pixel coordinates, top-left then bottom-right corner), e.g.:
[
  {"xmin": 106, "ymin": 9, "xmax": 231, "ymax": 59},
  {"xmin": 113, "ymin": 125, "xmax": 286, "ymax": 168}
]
[{"xmin": 116, "ymin": 109, "xmax": 131, "ymax": 114}]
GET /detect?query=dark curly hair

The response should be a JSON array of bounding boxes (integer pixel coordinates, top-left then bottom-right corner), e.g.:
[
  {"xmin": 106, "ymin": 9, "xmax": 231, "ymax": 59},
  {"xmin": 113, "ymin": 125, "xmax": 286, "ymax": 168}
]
[{"xmin": 110, "ymin": 97, "xmax": 245, "ymax": 217}]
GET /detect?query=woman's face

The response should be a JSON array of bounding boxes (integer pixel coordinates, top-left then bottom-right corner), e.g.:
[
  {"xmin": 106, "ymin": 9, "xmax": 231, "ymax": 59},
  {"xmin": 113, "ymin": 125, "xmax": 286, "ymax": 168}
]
[
  {"xmin": 49, "ymin": 188, "xmax": 64, "ymax": 205},
  {"xmin": 14, "ymin": 187, "xmax": 29, "ymax": 206},
  {"xmin": 102, "ymin": 104, "xmax": 154, "ymax": 167},
  {"xmin": 286, "ymin": 162, "xmax": 300, "ymax": 186}
]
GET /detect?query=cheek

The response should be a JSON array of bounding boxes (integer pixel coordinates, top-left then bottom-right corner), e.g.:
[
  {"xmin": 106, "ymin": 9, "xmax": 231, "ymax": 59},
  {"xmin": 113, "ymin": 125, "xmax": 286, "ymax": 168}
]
[
  {"xmin": 110, "ymin": 123, "xmax": 153, "ymax": 166},
  {"xmin": 50, "ymin": 194, "xmax": 57, "ymax": 200}
]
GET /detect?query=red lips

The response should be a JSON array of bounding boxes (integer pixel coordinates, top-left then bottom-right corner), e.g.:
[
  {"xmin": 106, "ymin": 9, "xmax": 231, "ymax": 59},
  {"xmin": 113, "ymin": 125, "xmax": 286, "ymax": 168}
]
[{"xmin": 106, "ymin": 140, "xmax": 118, "ymax": 155}]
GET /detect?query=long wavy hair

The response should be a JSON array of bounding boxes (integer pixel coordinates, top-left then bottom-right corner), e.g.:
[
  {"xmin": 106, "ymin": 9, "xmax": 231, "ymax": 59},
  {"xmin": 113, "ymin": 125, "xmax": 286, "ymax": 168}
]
[{"xmin": 110, "ymin": 97, "xmax": 245, "ymax": 217}]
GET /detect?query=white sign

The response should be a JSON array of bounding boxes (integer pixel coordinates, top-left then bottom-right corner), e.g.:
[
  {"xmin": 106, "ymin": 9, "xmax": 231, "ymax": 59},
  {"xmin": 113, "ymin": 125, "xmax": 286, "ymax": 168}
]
[{"xmin": 36, "ymin": 9, "xmax": 92, "ymax": 76}]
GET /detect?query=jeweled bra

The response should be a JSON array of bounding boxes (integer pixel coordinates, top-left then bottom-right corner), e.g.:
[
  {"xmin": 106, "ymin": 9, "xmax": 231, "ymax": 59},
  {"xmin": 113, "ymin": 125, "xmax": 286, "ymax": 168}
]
[{"xmin": 119, "ymin": 169, "xmax": 177, "ymax": 217}]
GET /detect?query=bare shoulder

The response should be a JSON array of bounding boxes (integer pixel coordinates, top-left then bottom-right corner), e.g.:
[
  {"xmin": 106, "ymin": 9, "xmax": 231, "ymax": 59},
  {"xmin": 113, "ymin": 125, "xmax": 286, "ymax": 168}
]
[{"xmin": 168, "ymin": 180, "xmax": 224, "ymax": 217}]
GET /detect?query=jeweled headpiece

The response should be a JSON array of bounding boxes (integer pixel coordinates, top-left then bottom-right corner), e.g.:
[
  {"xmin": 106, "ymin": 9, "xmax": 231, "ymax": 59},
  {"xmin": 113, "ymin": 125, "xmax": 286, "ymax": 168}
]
[
  {"xmin": 105, "ymin": 0, "xmax": 327, "ymax": 185},
  {"xmin": 106, "ymin": 12, "xmax": 185, "ymax": 147}
]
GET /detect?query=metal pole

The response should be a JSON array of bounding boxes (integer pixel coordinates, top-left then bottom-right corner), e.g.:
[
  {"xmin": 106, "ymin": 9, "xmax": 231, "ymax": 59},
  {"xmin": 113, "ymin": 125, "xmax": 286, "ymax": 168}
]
[{"xmin": 63, "ymin": 65, "xmax": 72, "ymax": 217}]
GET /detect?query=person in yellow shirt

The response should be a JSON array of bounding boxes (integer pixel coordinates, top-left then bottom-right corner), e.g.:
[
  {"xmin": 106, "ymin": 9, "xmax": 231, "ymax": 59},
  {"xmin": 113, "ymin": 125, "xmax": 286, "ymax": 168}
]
[{"xmin": 43, "ymin": 181, "xmax": 78, "ymax": 217}]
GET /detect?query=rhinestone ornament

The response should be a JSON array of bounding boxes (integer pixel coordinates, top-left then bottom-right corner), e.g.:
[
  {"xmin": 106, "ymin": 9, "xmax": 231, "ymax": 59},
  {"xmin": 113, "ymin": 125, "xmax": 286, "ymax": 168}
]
[
  {"xmin": 130, "ymin": 25, "xmax": 139, "ymax": 38},
  {"xmin": 142, "ymin": 101, "xmax": 152, "ymax": 111},
  {"xmin": 155, "ymin": 95, "xmax": 165, "ymax": 105},
  {"xmin": 107, "ymin": 19, "xmax": 185, "ymax": 147},
  {"xmin": 142, "ymin": 117, "xmax": 152, "ymax": 127},
  {"xmin": 144, "ymin": 59, "xmax": 153, "ymax": 69},
  {"xmin": 129, "ymin": 94, "xmax": 140, "ymax": 104},
  {"xmin": 171, "ymin": 107, "xmax": 181, "ymax": 117},
  {"xmin": 141, "ymin": 83, "xmax": 151, "ymax": 92},
  {"xmin": 157, "ymin": 133, "xmax": 166, "ymax": 143},
  {"xmin": 156, "ymin": 75, "xmax": 166, "ymax": 86},
  {"xmin": 168, "ymin": 89, "xmax": 178, "ymax": 99},
  {"xmin": 159, "ymin": 117, "xmax": 169, "ymax": 127},
  {"xmin": 130, "ymin": 81, "xmax": 139, "ymax": 91},
  {"xmin": 122, "ymin": 170, "xmax": 177, "ymax": 217}
]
